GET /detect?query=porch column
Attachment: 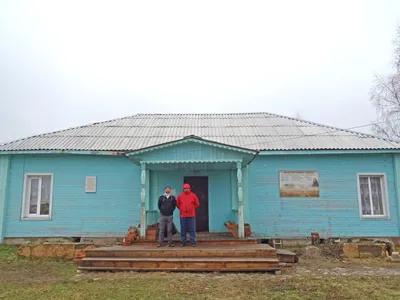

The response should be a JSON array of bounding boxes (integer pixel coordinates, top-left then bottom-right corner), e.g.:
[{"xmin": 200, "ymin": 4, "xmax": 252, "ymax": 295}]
[
  {"xmin": 237, "ymin": 161, "xmax": 245, "ymax": 239},
  {"xmin": 140, "ymin": 162, "xmax": 147, "ymax": 238}
]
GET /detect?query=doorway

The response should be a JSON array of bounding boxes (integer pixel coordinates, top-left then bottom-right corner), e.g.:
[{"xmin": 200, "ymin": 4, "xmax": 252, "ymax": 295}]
[{"xmin": 183, "ymin": 176, "xmax": 209, "ymax": 232}]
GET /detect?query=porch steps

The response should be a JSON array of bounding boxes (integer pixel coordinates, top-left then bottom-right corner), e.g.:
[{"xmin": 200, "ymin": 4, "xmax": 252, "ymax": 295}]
[
  {"xmin": 137, "ymin": 239, "xmax": 258, "ymax": 246},
  {"xmin": 78, "ymin": 244, "xmax": 281, "ymax": 273},
  {"xmin": 79, "ymin": 257, "xmax": 280, "ymax": 272}
]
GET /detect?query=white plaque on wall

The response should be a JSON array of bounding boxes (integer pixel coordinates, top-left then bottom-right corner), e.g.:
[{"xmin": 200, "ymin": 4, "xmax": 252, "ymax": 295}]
[{"xmin": 85, "ymin": 176, "xmax": 97, "ymax": 193}]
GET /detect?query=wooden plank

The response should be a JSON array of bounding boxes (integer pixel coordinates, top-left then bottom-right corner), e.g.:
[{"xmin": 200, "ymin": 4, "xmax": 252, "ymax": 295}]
[
  {"xmin": 82, "ymin": 257, "xmax": 279, "ymax": 262},
  {"xmin": 81, "ymin": 259, "xmax": 280, "ymax": 270},
  {"xmin": 133, "ymin": 239, "xmax": 258, "ymax": 245},
  {"xmin": 85, "ymin": 249, "xmax": 277, "ymax": 258},
  {"xmin": 79, "ymin": 242, "xmax": 284, "ymax": 273},
  {"xmin": 89, "ymin": 243, "xmax": 273, "ymax": 252},
  {"xmin": 78, "ymin": 267, "xmax": 281, "ymax": 272},
  {"xmin": 276, "ymin": 249, "xmax": 299, "ymax": 263}
]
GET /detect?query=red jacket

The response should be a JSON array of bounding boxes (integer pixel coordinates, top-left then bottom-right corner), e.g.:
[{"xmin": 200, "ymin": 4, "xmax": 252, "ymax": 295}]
[{"xmin": 176, "ymin": 191, "xmax": 200, "ymax": 218}]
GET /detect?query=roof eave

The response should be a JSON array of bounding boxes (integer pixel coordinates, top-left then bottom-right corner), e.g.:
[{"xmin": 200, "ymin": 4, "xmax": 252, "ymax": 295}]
[
  {"xmin": 258, "ymin": 149, "xmax": 400, "ymax": 155},
  {"xmin": 0, "ymin": 150, "xmax": 126, "ymax": 156}
]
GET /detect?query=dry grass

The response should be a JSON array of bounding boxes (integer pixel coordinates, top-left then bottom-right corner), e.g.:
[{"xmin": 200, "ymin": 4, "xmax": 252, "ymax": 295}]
[{"xmin": 1, "ymin": 245, "xmax": 400, "ymax": 300}]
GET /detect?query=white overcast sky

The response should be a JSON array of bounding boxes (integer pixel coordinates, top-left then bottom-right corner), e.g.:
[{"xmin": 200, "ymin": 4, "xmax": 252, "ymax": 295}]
[{"xmin": 0, "ymin": 0, "xmax": 399, "ymax": 143}]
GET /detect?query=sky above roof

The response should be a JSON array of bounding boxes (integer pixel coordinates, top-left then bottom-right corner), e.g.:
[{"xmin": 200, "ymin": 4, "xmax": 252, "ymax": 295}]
[{"xmin": 1, "ymin": 0, "xmax": 399, "ymax": 144}]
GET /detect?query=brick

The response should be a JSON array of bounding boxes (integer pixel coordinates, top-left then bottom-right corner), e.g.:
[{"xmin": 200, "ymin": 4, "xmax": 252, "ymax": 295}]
[
  {"xmin": 17, "ymin": 245, "xmax": 32, "ymax": 257},
  {"xmin": 305, "ymin": 246, "xmax": 320, "ymax": 258},
  {"xmin": 391, "ymin": 252, "xmax": 400, "ymax": 262},
  {"xmin": 359, "ymin": 244, "xmax": 386, "ymax": 258},
  {"xmin": 343, "ymin": 243, "xmax": 359, "ymax": 258}
]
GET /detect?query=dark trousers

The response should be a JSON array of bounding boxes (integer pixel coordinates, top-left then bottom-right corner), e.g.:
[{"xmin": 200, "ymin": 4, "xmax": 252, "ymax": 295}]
[
  {"xmin": 159, "ymin": 214, "xmax": 173, "ymax": 245},
  {"xmin": 180, "ymin": 217, "xmax": 196, "ymax": 244}
]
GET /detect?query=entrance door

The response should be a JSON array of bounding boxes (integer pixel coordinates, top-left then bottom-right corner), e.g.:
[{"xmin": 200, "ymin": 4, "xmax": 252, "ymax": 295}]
[{"xmin": 183, "ymin": 176, "xmax": 209, "ymax": 232}]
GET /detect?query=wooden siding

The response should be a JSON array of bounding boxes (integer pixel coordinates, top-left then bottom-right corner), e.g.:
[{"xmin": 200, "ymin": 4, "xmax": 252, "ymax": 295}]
[
  {"xmin": 4, "ymin": 155, "xmax": 141, "ymax": 237},
  {"xmin": 2, "ymin": 151, "xmax": 399, "ymax": 239},
  {"xmin": 248, "ymin": 154, "xmax": 400, "ymax": 238}
]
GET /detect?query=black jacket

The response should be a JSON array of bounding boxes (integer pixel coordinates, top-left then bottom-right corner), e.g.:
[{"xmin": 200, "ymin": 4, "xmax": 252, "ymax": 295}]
[{"xmin": 158, "ymin": 195, "xmax": 176, "ymax": 216}]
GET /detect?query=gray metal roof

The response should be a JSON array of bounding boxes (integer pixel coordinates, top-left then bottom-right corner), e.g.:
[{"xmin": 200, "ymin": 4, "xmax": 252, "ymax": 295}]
[{"xmin": 1, "ymin": 112, "xmax": 399, "ymax": 152}]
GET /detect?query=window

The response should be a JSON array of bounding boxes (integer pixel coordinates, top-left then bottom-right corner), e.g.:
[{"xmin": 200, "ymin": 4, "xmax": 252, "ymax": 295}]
[
  {"xmin": 22, "ymin": 174, "xmax": 53, "ymax": 219},
  {"xmin": 357, "ymin": 174, "xmax": 389, "ymax": 219}
]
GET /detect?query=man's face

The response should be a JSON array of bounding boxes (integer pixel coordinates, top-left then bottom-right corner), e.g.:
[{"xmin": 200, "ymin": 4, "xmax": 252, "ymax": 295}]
[
  {"xmin": 183, "ymin": 188, "xmax": 190, "ymax": 193},
  {"xmin": 165, "ymin": 187, "xmax": 171, "ymax": 194}
]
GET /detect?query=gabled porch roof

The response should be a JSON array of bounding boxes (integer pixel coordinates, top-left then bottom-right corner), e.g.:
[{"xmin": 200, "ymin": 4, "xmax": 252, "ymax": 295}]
[{"xmin": 126, "ymin": 135, "xmax": 258, "ymax": 170}]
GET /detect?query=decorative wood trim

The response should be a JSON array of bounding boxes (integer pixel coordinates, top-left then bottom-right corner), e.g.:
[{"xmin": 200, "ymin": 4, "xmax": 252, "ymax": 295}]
[
  {"xmin": 126, "ymin": 137, "xmax": 257, "ymax": 157},
  {"xmin": 140, "ymin": 163, "xmax": 147, "ymax": 238},
  {"xmin": 394, "ymin": 155, "xmax": 400, "ymax": 232},
  {"xmin": 236, "ymin": 161, "xmax": 244, "ymax": 239},
  {"xmin": 141, "ymin": 159, "xmax": 243, "ymax": 164},
  {"xmin": 231, "ymin": 170, "xmax": 237, "ymax": 210},
  {"xmin": 0, "ymin": 150, "xmax": 125, "ymax": 156},
  {"xmin": 0, "ymin": 156, "xmax": 10, "ymax": 243},
  {"xmin": 151, "ymin": 171, "xmax": 159, "ymax": 211}
]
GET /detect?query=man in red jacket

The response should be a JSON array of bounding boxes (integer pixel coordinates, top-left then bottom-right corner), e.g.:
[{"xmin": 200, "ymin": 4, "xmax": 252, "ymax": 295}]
[{"xmin": 176, "ymin": 183, "xmax": 200, "ymax": 247}]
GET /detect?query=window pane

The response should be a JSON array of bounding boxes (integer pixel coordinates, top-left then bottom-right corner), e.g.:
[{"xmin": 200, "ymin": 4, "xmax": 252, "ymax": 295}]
[
  {"xmin": 40, "ymin": 176, "xmax": 51, "ymax": 215},
  {"xmin": 29, "ymin": 178, "xmax": 39, "ymax": 214},
  {"xmin": 370, "ymin": 177, "xmax": 384, "ymax": 215},
  {"xmin": 359, "ymin": 177, "xmax": 371, "ymax": 215}
]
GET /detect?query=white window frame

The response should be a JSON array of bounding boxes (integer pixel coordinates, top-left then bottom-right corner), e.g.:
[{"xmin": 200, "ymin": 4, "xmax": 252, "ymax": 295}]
[
  {"xmin": 357, "ymin": 173, "xmax": 390, "ymax": 220},
  {"xmin": 21, "ymin": 173, "xmax": 54, "ymax": 220}
]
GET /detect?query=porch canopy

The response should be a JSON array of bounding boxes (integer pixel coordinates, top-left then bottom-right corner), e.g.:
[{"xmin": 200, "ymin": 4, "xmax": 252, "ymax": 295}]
[{"xmin": 125, "ymin": 136, "xmax": 258, "ymax": 239}]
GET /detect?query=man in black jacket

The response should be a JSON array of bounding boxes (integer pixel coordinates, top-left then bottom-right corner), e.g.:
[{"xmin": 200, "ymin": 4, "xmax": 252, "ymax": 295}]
[{"xmin": 158, "ymin": 186, "xmax": 176, "ymax": 247}]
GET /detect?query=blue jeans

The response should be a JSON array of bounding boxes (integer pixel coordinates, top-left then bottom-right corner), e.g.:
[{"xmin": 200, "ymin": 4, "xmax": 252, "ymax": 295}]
[{"xmin": 180, "ymin": 217, "xmax": 196, "ymax": 244}]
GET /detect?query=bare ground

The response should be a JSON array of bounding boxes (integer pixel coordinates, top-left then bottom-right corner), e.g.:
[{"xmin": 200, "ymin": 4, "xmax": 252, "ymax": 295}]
[{"xmin": 1, "ymin": 245, "xmax": 400, "ymax": 300}]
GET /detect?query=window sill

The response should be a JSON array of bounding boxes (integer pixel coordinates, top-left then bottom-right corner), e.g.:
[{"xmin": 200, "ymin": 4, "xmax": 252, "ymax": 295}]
[
  {"xmin": 360, "ymin": 215, "xmax": 390, "ymax": 220},
  {"xmin": 21, "ymin": 216, "xmax": 52, "ymax": 221}
]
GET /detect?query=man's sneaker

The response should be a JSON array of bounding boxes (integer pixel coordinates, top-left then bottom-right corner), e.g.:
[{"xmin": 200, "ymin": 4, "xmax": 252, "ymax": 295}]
[
  {"xmin": 157, "ymin": 244, "xmax": 162, "ymax": 248},
  {"xmin": 192, "ymin": 243, "xmax": 196, "ymax": 247},
  {"xmin": 168, "ymin": 243, "xmax": 175, "ymax": 248},
  {"xmin": 181, "ymin": 243, "xmax": 186, "ymax": 247}
]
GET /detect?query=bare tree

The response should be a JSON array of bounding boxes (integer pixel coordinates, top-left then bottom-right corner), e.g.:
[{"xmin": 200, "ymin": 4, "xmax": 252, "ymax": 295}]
[
  {"xmin": 371, "ymin": 27, "xmax": 400, "ymax": 141},
  {"xmin": 395, "ymin": 26, "xmax": 400, "ymax": 72},
  {"xmin": 293, "ymin": 111, "xmax": 303, "ymax": 120}
]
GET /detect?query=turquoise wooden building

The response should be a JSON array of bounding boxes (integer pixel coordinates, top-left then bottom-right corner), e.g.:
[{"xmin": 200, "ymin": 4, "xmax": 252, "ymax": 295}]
[{"xmin": 1, "ymin": 113, "xmax": 400, "ymax": 243}]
